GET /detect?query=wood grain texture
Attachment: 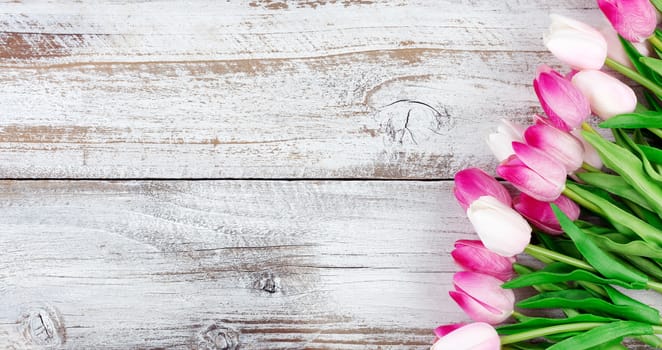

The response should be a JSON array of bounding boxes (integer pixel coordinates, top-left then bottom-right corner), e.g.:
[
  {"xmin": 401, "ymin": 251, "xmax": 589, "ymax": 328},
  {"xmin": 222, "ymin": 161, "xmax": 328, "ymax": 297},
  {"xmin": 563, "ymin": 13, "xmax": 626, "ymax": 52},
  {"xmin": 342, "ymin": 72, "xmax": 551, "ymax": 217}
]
[
  {"xmin": 0, "ymin": 0, "xmax": 603, "ymax": 178},
  {"xmin": 0, "ymin": 180, "xmax": 470, "ymax": 349}
]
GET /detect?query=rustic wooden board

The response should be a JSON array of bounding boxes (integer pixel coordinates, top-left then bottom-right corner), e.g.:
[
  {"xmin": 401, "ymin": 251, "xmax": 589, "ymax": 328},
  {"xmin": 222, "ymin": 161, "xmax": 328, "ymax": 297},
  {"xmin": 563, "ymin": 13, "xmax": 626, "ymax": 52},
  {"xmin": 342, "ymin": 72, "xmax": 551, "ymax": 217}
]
[
  {"xmin": 0, "ymin": 180, "xmax": 469, "ymax": 349},
  {"xmin": 0, "ymin": 0, "xmax": 602, "ymax": 179}
]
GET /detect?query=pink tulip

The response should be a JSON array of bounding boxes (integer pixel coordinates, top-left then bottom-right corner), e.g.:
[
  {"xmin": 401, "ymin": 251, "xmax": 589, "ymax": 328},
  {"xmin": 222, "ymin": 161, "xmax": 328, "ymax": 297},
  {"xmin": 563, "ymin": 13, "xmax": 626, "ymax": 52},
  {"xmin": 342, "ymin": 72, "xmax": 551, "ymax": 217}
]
[
  {"xmin": 544, "ymin": 14, "xmax": 608, "ymax": 70},
  {"xmin": 430, "ymin": 323, "xmax": 500, "ymax": 350},
  {"xmin": 571, "ymin": 70, "xmax": 637, "ymax": 120},
  {"xmin": 598, "ymin": 0, "xmax": 657, "ymax": 42},
  {"xmin": 452, "ymin": 240, "xmax": 515, "ymax": 281},
  {"xmin": 486, "ymin": 119, "xmax": 526, "ymax": 162},
  {"xmin": 467, "ymin": 196, "xmax": 532, "ymax": 257},
  {"xmin": 449, "ymin": 271, "xmax": 515, "ymax": 324},
  {"xmin": 497, "ymin": 142, "xmax": 567, "ymax": 202},
  {"xmin": 534, "ymin": 65, "xmax": 591, "ymax": 131},
  {"xmin": 513, "ymin": 193, "xmax": 581, "ymax": 235},
  {"xmin": 600, "ymin": 24, "xmax": 652, "ymax": 68},
  {"xmin": 571, "ymin": 129, "xmax": 603, "ymax": 170},
  {"xmin": 453, "ymin": 168, "xmax": 512, "ymax": 211},
  {"xmin": 524, "ymin": 116, "xmax": 585, "ymax": 173}
]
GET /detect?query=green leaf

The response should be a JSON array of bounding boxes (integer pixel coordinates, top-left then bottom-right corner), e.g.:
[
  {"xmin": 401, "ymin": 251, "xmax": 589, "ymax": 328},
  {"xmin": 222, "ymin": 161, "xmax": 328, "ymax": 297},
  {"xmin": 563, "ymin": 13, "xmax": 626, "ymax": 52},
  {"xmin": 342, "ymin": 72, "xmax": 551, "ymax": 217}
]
[
  {"xmin": 497, "ymin": 314, "xmax": 617, "ymax": 335},
  {"xmin": 614, "ymin": 128, "xmax": 662, "ymax": 183},
  {"xmin": 599, "ymin": 111, "xmax": 662, "ymax": 128},
  {"xmin": 547, "ymin": 321, "xmax": 653, "ymax": 350},
  {"xmin": 503, "ymin": 262, "xmax": 646, "ymax": 290},
  {"xmin": 644, "ymin": 90, "xmax": 662, "ymax": 112},
  {"xmin": 602, "ymin": 285, "xmax": 660, "ymax": 323},
  {"xmin": 652, "ymin": 0, "xmax": 662, "ymax": 13},
  {"xmin": 576, "ymin": 173, "xmax": 654, "ymax": 212},
  {"xmin": 618, "ymin": 35, "xmax": 662, "ymax": 84},
  {"xmin": 639, "ymin": 144, "xmax": 662, "ymax": 164},
  {"xmin": 552, "ymin": 203, "xmax": 651, "ymax": 286},
  {"xmin": 641, "ymin": 56, "xmax": 662, "ymax": 80},
  {"xmin": 581, "ymin": 131, "xmax": 662, "ymax": 217},
  {"xmin": 587, "ymin": 232, "xmax": 662, "ymax": 258},
  {"xmin": 518, "ymin": 290, "xmax": 659, "ymax": 324}
]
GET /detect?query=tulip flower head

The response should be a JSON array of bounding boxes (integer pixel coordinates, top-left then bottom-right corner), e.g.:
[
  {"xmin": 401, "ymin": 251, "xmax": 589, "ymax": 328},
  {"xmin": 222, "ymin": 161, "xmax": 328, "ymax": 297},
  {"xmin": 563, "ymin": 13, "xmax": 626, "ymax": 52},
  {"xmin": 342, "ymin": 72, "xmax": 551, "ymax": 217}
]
[
  {"xmin": 524, "ymin": 116, "xmax": 585, "ymax": 173},
  {"xmin": 449, "ymin": 271, "xmax": 515, "ymax": 324},
  {"xmin": 452, "ymin": 240, "xmax": 515, "ymax": 281},
  {"xmin": 497, "ymin": 142, "xmax": 567, "ymax": 202},
  {"xmin": 571, "ymin": 69, "xmax": 637, "ymax": 120},
  {"xmin": 534, "ymin": 65, "xmax": 591, "ymax": 131},
  {"xmin": 513, "ymin": 193, "xmax": 580, "ymax": 235},
  {"xmin": 467, "ymin": 196, "xmax": 532, "ymax": 257},
  {"xmin": 430, "ymin": 322, "xmax": 500, "ymax": 350},
  {"xmin": 486, "ymin": 119, "xmax": 527, "ymax": 162},
  {"xmin": 598, "ymin": 0, "xmax": 657, "ymax": 42},
  {"xmin": 544, "ymin": 14, "xmax": 608, "ymax": 70},
  {"xmin": 453, "ymin": 168, "xmax": 512, "ymax": 211}
]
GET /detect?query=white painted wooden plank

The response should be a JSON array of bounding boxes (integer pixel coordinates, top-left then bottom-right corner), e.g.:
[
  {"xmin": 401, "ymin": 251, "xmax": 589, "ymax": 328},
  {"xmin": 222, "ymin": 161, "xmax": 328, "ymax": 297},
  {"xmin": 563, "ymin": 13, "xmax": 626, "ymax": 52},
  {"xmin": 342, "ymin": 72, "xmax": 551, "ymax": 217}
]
[
  {"xmin": 0, "ymin": 180, "xmax": 467, "ymax": 349},
  {"xmin": 0, "ymin": 0, "xmax": 603, "ymax": 178}
]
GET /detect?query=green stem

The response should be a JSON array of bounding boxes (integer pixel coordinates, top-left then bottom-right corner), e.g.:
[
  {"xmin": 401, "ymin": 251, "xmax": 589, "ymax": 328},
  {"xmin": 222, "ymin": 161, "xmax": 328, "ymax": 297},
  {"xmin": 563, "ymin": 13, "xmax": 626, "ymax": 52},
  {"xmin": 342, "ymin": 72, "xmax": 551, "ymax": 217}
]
[
  {"xmin": 648, "ymin": 127, "xmax": 662, "ymax": 140},
  {"xmin": 649, "ymin": 35, "xmax": 662, "ymax": 54},
  {"xmin": 501, "ymin": 323, "xmax": 662, "ymax": 345},
  {"xmin": 562, "ymin": 186, "xmax": 604, "ymax": 216},
  {"xmin": 500, "ymin": 322, "xmax": 606, "ymax": 344},
  {"xmin": 605, "ymin": 57, "xmax": 662, "ymax": 97},
  {"xmin": 581, "ymin": 122, "xmax": 599, "ymax": 135},
  {"xmin": 525, "ymin": 244, "xmax": 595, "ymax": 271}
]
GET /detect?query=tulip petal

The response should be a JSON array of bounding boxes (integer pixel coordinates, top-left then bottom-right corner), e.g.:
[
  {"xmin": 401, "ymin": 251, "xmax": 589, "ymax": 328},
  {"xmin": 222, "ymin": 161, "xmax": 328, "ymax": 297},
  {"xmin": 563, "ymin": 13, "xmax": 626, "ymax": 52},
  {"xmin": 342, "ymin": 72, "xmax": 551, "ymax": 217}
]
[
  {"xmin": 497, "ymin": 155, "xmax": 564, "ymax": 202},
  {"xmin": 452, "ymin": 240, "xmax": 515, "ymax": 280},
  {"xmin": 524, "ymin": 122, "xmax": 584, "ymax": 172},
  {"xmin": 433, "ymin": 323, "xmax": 465, "ymax": 338},
  {"xmin": 572, "ymin": 70, "xmax": 637, "ymax": 120},
  {"xmin": 514, "ymin": 193, "xmax": 580, "ymax": 234},
  {"xmin": 453, "ymin": 168, "xmax": 511, "ymax": 211},
  {"xmin": 467, "ymin": 196, "xmax": 532, "ymax": 256},
  {"xmin": 430, "ymin": 323, "xmax": 500, "ymax": 350},
  {"xmin": 453, "ymin": 271, "xmax": 516, "ymax": 312}
]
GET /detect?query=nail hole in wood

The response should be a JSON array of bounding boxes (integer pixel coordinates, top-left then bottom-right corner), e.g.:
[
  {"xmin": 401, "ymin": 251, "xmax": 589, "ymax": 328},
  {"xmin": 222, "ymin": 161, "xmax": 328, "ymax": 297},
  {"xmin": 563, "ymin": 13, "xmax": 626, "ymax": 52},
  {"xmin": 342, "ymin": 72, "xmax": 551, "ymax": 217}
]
[
  {"xmin": 197, "ymin": 324, "xmax": 239, "ymax": 350},
  {"xmin": 18, "ymin": 305, "xmax": 65, "ymax": 346}
]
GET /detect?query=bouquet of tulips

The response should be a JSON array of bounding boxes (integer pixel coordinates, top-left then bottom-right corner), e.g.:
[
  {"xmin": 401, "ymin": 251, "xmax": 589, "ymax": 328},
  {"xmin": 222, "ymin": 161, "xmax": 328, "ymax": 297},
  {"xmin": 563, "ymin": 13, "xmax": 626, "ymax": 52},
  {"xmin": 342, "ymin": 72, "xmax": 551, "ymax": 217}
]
[{"xmin": 432, "ymin": 1, "xmax": 662, "ymax": 349}]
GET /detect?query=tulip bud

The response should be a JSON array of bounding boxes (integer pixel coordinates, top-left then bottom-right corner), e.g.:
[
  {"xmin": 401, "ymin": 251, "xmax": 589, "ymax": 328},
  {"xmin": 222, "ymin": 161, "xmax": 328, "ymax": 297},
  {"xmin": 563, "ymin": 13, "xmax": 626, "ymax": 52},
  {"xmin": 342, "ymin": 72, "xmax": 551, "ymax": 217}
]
[
  {"xmin": 430, "ymin": 323, "xmax": 500, "ymax": 350},
  {"xmin": 453, "ymin": 168, "xmax": 512, "ymax": 211},
  {"xmin": 452, "ymin": 240, "xmax": 515, "ymax": 281},
  {"xmin": 449, "ymin": 271, "xmax": 515, "ymax": 324},
  {"xmin": 524, "ymin": 116, "xmax": 585, "ymax": 173},
  {"xmin": 486, "ymin": 119, "xmax": 526, "ymax": 162},
  {"xmin": 497, "ymin": 142, "xmax": 567, "ymax": 202},
  {"xmin": 467, "ymin": 196, "xmax": 532, "ymax": 257},
  {"xmin": 571, "ymin": 129, "xmax": 603, "ymax": 170},
  {"xmin": 600, "ymin": 24, "xmax": 652, "ymax": 68},
  {"xmin": 544, "ymin": 14, "xmax": 608, "ymax": 70},
  {"xmin": 598, "ymin": 0, "xmax": 657, "ymax": 42},
  {"xmin": 571, "ymin": 70, "xmax": 637, "ymax": 120},
  {"xmin": 513, "ymin": 193, "xmax": 580, "ymax": 235},
  {"xmin": 534, "ymin": 65, "xmax": 591, "ymax": 131}
]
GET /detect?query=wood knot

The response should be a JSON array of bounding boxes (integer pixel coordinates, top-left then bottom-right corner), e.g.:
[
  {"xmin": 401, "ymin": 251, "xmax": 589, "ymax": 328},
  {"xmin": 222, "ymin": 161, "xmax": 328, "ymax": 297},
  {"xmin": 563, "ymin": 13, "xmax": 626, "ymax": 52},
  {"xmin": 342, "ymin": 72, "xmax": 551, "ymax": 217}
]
[
  {"xmin": 197, "ymin": 324, "xmax": 239, "ymax": 350},
  {"xmin": 254, "ymin": 272, "xmax": 280, "ymax": 294},
  {"xmin": 18, "ymin": 305, "xmax": 65, "ymax": 346}
]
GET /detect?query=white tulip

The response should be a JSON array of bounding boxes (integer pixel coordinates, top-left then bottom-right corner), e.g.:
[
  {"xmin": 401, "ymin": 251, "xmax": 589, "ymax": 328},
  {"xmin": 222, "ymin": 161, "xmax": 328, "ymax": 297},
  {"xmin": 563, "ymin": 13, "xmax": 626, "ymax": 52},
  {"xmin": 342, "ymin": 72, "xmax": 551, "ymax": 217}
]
[{"xmin": 467, "ymin": 196, "xmax": 532, "ymax": 257}]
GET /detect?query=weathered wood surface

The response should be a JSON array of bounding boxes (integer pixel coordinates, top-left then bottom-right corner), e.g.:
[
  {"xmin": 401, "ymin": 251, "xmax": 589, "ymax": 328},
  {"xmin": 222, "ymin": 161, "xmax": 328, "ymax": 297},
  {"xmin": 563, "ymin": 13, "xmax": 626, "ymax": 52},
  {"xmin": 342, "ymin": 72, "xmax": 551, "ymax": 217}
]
[
  {"xmin": 0, "ymin": 0, "xmax": 602, "ymax": 179},
  {"xmin": 0, "ymin": 180, "xmax": 470, "ymax": 349}
]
